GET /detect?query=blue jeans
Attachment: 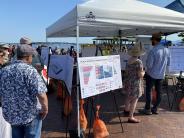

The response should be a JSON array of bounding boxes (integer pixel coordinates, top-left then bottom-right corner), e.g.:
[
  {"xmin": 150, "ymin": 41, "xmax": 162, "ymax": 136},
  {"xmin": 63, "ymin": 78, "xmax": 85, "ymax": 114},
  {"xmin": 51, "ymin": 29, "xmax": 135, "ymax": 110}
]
[{"xmin": 11, "ymin": 115, "xmax": 42, "ymax": 138}]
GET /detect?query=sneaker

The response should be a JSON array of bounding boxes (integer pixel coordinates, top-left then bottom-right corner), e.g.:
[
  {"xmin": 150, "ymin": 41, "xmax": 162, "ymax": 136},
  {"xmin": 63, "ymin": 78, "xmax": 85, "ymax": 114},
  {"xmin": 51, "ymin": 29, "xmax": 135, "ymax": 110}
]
[{"xmin": 138, "ymin": 109, "xmax": 152, "ymax": 115}]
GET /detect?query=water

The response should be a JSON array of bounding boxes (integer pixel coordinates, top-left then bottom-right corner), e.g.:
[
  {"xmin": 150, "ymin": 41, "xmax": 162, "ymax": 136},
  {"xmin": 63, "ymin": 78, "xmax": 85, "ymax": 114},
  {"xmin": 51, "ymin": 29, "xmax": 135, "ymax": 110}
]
[{"xmin": 32, "ymin": 42, "xmax": 77, "ymax": 50}]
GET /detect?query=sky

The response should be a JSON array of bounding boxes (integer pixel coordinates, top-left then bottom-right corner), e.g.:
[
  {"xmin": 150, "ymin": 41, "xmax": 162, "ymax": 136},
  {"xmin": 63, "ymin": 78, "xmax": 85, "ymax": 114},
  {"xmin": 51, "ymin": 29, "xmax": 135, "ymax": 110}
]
[{"xmin": 0, "ymin": 0, "xmax": 179, "ymax": 43}]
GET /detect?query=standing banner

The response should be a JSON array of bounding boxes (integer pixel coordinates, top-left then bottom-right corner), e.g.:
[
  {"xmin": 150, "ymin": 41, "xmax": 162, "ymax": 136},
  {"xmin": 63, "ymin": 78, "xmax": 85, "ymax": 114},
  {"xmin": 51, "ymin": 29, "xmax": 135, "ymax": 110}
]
[
  {"xmin": 48, "ymin": 55, "xmax": 74, "ymax": 95},
  {"xmin": 78, "ymin": 55, "xmax": 122, "ymax": 99},
  {"xmin": 169, "ymin": 47, "xmax": 184, "ymax": 73}
]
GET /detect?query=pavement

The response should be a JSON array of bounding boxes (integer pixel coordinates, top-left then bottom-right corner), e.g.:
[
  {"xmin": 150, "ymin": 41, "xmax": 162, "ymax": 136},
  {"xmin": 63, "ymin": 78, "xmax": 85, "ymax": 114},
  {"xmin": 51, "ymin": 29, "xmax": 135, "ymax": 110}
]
[{"xmin": 41, "ymin": 87, "xmax": 184, "ymax": 138}]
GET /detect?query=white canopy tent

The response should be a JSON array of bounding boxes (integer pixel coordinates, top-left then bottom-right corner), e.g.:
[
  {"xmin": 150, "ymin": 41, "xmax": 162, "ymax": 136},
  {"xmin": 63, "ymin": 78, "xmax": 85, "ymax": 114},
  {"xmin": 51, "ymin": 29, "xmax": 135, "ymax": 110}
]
[
  {"xmin": 46, "ymin": 0, "xmax": 184, "ymax": 38},
  {"xmin": 46, "ymin": 0, "xmax": 184, "ymax": 136}
]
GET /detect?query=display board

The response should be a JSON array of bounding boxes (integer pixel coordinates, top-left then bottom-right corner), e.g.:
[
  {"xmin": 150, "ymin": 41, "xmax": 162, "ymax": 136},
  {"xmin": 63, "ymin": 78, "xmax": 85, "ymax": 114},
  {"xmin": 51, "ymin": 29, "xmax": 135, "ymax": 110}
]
[
  {"xmin": 169, "ymin": 47, "xmax": 184, "ymax": 73},
  {"xmin": 41, "ymin": 47, "xmax": 50, "ymax": 66},
  {"xmin": 48, "ymin": 55, "xmax": 74, "ymax": 95},
  {"xmin": 78, "ymin": 55, "xmax": 122, "ymax": 99}
]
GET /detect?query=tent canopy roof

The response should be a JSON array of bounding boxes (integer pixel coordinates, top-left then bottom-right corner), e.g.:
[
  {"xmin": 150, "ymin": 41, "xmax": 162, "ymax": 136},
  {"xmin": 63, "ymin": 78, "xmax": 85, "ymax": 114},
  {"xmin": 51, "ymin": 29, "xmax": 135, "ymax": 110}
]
[
  {"xmin": 166, "ymin": 0, "xmax": 184, "ymax": 13},
  {"xmin": 46, "ymin": 0, "xmax": 184, "ymax": 38}
]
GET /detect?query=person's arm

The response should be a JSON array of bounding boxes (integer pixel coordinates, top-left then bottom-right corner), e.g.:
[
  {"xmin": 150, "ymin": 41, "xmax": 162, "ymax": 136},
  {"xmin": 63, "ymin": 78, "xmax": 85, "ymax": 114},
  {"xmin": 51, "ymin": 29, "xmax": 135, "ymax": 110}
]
[
  {"xmin": 26, "ymin": 66, "xmax": 48, "ymax": 119},
  {"xmin": 37, "ymin": 93, "xmax": 48, "ymax": 120},
  {"xmin": 146, "ymin": 50, "xmax": 154, "ymax": 70},
  {"xmin": 138, "ymin": 69, "xmax": 145, "ymax": 78},
  {"xmin": 138, "ymin": 60, "xmax": 145, "ymax": 78}
]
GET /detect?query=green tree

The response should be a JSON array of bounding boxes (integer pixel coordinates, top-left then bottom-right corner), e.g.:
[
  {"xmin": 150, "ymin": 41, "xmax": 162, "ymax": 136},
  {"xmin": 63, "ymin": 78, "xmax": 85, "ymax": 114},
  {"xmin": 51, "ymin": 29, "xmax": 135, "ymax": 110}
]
[{"xmin": 178, "ymin": 32, "xmax": 184, "ymax": 42}]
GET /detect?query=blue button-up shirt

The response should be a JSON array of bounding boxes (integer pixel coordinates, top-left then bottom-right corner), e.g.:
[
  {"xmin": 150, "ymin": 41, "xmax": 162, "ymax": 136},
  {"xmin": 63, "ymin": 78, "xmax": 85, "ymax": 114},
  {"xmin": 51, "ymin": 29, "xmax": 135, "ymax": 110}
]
[
  {"xmin": 0, "ymin": 60, "xmax": 47, "ymax": 125},
  {"xmin": 146, "ymin": 43, "xmax": 170, "ymax": 79}
]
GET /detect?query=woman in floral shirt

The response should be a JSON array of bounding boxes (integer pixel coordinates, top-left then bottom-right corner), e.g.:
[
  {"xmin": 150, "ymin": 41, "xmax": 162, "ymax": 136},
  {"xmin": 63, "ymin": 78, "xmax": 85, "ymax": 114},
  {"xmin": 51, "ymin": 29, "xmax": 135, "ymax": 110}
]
[{"xmin": 123, "ymin": 43, "xmax": 145, "ymax": 123}]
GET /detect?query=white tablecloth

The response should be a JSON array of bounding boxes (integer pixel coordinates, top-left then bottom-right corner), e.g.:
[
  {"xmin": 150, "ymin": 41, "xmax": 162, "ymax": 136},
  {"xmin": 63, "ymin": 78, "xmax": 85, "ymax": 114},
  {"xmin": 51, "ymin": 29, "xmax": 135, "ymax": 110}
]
[{"xmin": 0, "ymin": 107, "xmax": 11, "ymax": 138}]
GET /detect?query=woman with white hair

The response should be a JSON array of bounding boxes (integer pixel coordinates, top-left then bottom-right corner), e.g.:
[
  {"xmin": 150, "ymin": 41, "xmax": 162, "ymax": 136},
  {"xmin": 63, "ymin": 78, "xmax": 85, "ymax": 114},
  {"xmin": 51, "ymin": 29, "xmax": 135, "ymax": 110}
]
[{"xmin": 123, "ymin": 42, "xmax": 145, "ymax": 123}]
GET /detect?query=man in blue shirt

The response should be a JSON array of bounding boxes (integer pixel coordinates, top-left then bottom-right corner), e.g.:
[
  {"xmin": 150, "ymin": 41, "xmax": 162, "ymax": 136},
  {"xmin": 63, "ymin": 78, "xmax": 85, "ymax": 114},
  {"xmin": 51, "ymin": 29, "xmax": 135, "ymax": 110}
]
[
  {"xmin": 0, "ymin": 44, "xmax": 48, "ymax": 138},
  {"xmin": 143, "ymin": 33, "xmax": 170, "ymax": 115}
]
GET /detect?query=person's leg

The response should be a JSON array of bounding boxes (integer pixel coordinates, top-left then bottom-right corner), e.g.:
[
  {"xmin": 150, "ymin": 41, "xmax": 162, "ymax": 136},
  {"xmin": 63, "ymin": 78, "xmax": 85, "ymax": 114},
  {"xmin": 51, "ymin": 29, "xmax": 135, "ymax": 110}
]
[
  {"xmin": 12, "ymin": 125, "xmax": 24, "ymax": 138},
  {"xmin": 129, "ymin": 97, "xmax": 138, "ymax": 119},
  {"xmin": 124, "ymin": 95, "xmax": 130, "ymax": 112},
  {"xmin": 152, "ymin": 79, "xmax": 163, "ymax": 113},
  {"xmin": 24, "ymin": 115, "xmax": 42, "ymax": 138},
  {"xmin": 145, "ymin": 74, "xmax": 155, "ymax": 110},
  {"xmin": 128, "ymin": 97, "xmax": 140, "ymax": 123}
]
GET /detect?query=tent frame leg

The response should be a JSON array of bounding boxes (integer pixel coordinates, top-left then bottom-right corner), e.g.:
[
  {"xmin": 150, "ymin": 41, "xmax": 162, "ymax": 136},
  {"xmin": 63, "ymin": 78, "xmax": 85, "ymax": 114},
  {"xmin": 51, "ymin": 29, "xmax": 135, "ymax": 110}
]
[{"xmin": 76, "ymin": 25, "xmax": 81, "ymax": 137}]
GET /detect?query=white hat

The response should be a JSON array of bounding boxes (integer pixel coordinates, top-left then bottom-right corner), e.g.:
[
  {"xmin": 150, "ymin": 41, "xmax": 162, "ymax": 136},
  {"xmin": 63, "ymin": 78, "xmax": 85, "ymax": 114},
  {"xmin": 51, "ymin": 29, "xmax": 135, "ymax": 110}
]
[{"xmin": 128, "ymin": 42, "xmax": 145, "ymax": 57}]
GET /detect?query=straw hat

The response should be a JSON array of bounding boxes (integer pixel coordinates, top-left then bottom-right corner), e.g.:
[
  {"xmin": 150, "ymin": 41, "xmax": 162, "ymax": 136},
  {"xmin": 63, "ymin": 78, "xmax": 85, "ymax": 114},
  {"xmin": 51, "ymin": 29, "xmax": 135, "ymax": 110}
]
[
  {"xmin": 20, "ymin": 37, "xmax": 32, "ymax": 45},
  {"xmin": 128, "ymin": 42, "xmax": 145, "ymax": 57}
]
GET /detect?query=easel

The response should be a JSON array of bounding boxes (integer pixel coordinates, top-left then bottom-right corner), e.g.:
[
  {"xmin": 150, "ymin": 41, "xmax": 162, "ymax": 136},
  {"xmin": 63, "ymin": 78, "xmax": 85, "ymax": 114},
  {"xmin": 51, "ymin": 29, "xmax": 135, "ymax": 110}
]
[
  {"xmin": 83, "ymin": 42, "xmax": 124, "ymax": 137},
  {"xmin": 75, "ymin": 28, "xmax": 125, "ymax": 137},
  {"xmin": 46, "ymin": 49, "xmax": 73, "ymax": 138},
  {"xmin": 85, "ymin": 91, "xmax": 124, "ymax": 138},
  {"xmin": 46, "ymin": 47, "xmax": 52, "ymax": 90},
  {"xmin": 111, "ymin": 90, "xmax": 124, "ymax": 133}
]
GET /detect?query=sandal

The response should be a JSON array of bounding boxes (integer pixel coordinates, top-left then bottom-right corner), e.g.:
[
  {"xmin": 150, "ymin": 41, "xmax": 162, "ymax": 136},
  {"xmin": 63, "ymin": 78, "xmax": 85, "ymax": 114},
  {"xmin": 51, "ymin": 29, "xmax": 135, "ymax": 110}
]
[{"xmin": 128, "ymin": 118, "xmax": 140, "ymax": 123}]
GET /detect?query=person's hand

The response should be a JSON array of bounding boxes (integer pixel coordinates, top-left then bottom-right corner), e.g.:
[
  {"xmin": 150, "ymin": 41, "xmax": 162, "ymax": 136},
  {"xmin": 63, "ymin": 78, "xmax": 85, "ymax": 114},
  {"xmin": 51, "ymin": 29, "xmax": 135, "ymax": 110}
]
[
  {"xmin": 39, "ymin": 108, "xmax": 48, "ymax": 120},
  {"xmin": 142, "ymin": 70, "xmax": 145, "ymax": 76},
  {"xmin": 37, "ymin": 93, "xmax": 48, "ymax": 120},
  {"xmin": 138, "ymin": 70, "xmax": 145, "ymax": 78}
]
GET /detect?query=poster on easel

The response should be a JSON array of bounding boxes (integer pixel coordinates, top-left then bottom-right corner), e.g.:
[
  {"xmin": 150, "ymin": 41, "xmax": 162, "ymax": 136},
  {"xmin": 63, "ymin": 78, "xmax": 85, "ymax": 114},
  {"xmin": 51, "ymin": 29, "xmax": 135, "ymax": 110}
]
[
  {"xmin": 169, "ymin": 47, "xmax": 184, "ymax": 73},
  {"xmin": 78, "ymin": 55, "xmax": 122, "ymax": 99}
]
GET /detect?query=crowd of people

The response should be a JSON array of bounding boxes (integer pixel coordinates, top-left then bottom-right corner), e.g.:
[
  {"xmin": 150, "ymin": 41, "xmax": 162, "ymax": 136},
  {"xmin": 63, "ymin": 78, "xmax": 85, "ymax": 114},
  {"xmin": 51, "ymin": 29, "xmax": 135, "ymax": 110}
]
[
  {"xmin": 0, "ymin": 33, "xmax": 171, "ymax": 137},
  {"xmin": 0, "ymin": 37, "xmax": 80, "ymax": 138}
]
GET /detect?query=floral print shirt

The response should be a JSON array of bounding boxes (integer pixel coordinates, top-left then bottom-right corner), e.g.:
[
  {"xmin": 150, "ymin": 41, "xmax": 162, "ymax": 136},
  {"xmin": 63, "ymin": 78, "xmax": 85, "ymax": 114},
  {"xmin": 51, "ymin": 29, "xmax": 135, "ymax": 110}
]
[{"xmin": 0, "ymin": 60, "xmax": 47, "ymax": 125}]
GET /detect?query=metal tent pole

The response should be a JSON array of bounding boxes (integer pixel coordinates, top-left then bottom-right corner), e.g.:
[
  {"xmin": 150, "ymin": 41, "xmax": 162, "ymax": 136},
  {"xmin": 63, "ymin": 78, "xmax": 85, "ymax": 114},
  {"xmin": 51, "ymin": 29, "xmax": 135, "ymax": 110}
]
[{"xmin": 76, "ymin": 25, "xmax": 80, "ymax": 137}]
